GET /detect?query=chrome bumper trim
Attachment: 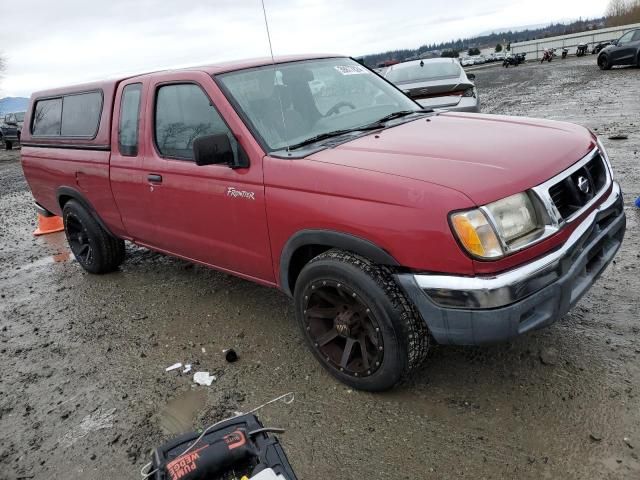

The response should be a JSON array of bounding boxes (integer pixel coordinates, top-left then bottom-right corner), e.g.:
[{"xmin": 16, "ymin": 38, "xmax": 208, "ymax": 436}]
[{"xmin": 411, "ymin": 182, "xmax": 622, "ymax": 309}]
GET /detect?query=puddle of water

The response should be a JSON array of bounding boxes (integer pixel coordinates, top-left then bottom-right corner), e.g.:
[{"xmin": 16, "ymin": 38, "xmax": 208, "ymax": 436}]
[
  {"xmin": 52, "ymin": 251, "xmax": 71, "ymax": 263},
  {"xmin": 19, "ymin": 233, "xmax": 73, "ymax": 269},
  {"xmin": 157, "ymin": 389, "xmax": 207, "ymax": 436}
]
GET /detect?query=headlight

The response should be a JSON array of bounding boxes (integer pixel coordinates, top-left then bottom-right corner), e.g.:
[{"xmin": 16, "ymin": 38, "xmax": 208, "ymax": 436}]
[
  {"xmin": 596, "ymin": 136, "xmax": 613, "ymax": 176},
  {"xmin": 451, "ymin": 192, "xmax": 541, "ymax": 260},
  {"xmin": 484, "ymin": 193, "xmax": 538, "ymax": 243},
  {"xmin": 462, "ymin": 88, "xmax": 476, "ymax": 98},
  {"xmin": 450, "ymin": 209, "xmax": 503, "ymax": 258}
]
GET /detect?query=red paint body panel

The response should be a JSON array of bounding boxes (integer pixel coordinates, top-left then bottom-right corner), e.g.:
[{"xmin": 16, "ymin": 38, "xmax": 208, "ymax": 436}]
[
  {"xmin": 20, "ymin": 55, "xmax": 608, "ymax": 291},
  {"xmin": 20, "ymin": 146, "xmax": 127, "ymax": 237},
  {"xmin": 264, "ymin": 156, "xmax": 476, "ymax": 277},
  {"xmin": 309, "ymin": 112, "xmax": 595, "ymax": 206}
]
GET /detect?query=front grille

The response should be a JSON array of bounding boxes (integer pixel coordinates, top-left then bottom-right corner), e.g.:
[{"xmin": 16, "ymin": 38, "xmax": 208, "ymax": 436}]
[{"xmin": 548, "ymin": 153, "xmax": 607, "ymax": 220}]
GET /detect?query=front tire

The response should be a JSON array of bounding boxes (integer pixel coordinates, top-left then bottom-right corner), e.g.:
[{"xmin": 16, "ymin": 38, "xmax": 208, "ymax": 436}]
[
  {"xmin": 5, "ymin": 141, "xmax": 13, "ymax": 150},
  {"xmin": 598, "ymin": 54, "xmax": 611, "ymax": 70},
  {"xmin": 62, "ymin": 200, "xmax": 125, "ymax": 274},
  {"xmin": 294, "ymin": 249, "xmax": 430, "ymax": 391}
]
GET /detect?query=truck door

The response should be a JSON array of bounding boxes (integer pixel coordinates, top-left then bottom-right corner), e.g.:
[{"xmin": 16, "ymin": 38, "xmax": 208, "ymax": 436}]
[
  {"xmin": 141, "ymin": 72, "xmax": 274, "ymax": 284},
  {"xmin": 110, "ymin": 79, "xmax": 157, "ymax": 243}
]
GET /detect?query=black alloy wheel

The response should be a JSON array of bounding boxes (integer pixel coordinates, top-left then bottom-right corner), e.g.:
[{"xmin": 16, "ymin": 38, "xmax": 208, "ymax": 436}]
[
  {"xmin": 294, "ymin": 249, "xmax": 430, "ymax": 391},
  {"xmin": 62, "ymin": 199, "xmax": 125, "ymax": 274},
  {"xmin": 302, "ymin": 280, "xmax": 384, "ymax": 378},
  {"xmin": 65, "ymin": 213, "xmax": 94, "ymax": 265},
  {"xmin": 598, "ymin": 54, "xmax": 611, "ymax": 70}
]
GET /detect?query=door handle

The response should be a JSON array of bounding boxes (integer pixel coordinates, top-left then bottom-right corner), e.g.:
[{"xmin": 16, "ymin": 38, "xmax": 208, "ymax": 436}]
[{"xmin": 147, "ymin": 174, "xmax": 163, "ymax": 183}]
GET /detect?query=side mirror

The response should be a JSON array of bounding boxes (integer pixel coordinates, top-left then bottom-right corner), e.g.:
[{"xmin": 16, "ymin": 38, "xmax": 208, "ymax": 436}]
[
  {"xmin": 612, "ymin": 39, "xmax": 618, "ymax": 46},
  {"xmin": 467, "ymin": 73, "xmax": 476, "ymax": 81},
  {"xmin": 193, "ymin": 134, "xmax": 234, "ymax": 167},
  {"xmin": 193, "ymin": 134, "xmax": 249, "ymax": 169}
]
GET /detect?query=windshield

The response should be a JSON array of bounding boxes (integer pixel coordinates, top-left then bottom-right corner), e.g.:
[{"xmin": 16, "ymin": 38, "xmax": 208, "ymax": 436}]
[
  {"xmin": 217, "ymin": 57, "xmax": 419, "ymax": 151},
  {"xmin": 15, "ymin": 112, "xmax": 25, "ymax": 122},
  {"xmin": 384, "ymin": 61, "xmax": 462, "ymax": 84}
]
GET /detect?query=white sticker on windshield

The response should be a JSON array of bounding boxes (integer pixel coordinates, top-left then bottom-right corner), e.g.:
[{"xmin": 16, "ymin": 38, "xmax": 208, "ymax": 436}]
[{"xmin": 334, "ymin": 65, "xmax": 368, "ymax": 75}]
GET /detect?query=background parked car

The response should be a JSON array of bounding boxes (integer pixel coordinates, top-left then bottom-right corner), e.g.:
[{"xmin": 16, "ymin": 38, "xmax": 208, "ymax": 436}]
[
  {"xmin": 0, "ymin": 111, "xmax": 24, "ymax": 150},
  {"xmin": 592, "ymin": 41, "xmax": 613, "ymax": 55},
  {"xmin": 598, "ymin": 28, "xmax": 640, "ymax": 70},
  {"xmin": 383, "ymin": 57, "xmax": 480, "ymax": 112},
  {"xmin": 460, "ymin": 57, "xmax": 474, "ymax": 67}
]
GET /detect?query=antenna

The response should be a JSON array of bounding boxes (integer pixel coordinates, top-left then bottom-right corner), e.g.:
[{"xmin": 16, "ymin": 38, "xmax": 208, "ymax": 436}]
[{"xmin": 260, "ymin": 0, "xmax": 289, "ymax": 151}]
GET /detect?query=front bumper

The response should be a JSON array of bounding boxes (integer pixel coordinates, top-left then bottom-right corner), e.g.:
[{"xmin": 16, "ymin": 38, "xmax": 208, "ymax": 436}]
[{"xmin": 396, "ymin": 182, "xmax": 625, "ymax": 345}]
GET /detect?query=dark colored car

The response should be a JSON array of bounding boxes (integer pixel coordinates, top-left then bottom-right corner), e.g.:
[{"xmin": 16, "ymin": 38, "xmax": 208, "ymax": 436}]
[
  {"xmin": 1, "ymin": 111, "xmax": 25, "ymax": 149},
  {"xmin": 21, "ymin": 55, "xmax": 624, "ymax": 391},
  {"xmin": 598, "ymin": 29, "xmax": 640, "ymax": 70},
  {"xmin": 382, "ymin": 58, "xmax": 479, "ymax": 112}
]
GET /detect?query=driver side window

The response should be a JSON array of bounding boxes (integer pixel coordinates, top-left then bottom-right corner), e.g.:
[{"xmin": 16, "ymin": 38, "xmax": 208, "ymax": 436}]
[
  {"xmin": 154, "ymin": 83, "xmax": 237, "ymax": 161},
  {"xmin": 618, "ymin": 31, "xmax": 634, "ymax": 45}
]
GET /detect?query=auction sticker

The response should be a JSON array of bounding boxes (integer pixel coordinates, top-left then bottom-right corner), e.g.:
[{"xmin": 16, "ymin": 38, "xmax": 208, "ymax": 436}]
[{"xmin": 334, "ymin": 65, "xmax": 368, "ymax": 75}]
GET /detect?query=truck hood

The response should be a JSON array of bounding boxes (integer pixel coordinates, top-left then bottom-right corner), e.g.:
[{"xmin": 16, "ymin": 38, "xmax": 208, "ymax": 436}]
[{"xmin": 308, "ymin": 112, "xmax": 595, "ymax": 205}]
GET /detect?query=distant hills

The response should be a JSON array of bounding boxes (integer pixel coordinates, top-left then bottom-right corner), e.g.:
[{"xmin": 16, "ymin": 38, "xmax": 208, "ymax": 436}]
[{"xmin": 0, "ymin": 97, "xmax": 29, "ymax": 115}]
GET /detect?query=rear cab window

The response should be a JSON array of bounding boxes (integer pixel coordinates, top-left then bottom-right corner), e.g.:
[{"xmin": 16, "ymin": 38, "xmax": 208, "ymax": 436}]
[
  {"xmin": 118, "ymin": 83, "xmax": 142, "ymax": 156},
  {"xmin": 32, "ymin": 91, "xmax": 103, "ymax": 138},
  {"xmin": 32, "ymin": 98, "xmax": 63, "ymax": 136}
]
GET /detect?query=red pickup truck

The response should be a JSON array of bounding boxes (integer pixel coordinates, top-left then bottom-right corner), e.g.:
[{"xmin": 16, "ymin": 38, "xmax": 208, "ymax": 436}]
[{"xmin": 21, "ymin": 55, "xmax": 625, "ymax": 391}]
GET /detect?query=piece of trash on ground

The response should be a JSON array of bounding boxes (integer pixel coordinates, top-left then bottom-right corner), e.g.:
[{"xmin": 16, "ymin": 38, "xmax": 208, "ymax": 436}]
[
  {"xmin": 165, "ymin": 362, "xmax": 182, "ymax": 372},
  {"xmin": 193, "ymin": 371, "xmax": 216, "ymax": 386},
  {"xmin": 182, "ymin": 364, "xmax": 192, "ymax": 374},
  {"xmin": 223, "ymin": 348, "xmax": 238, "ymax": 363},
  {"xmin": 59, "ymin": 407, "xmax": 116, "ymax": 447},
  {"xmin": 608, "ymin": 134, "xmax": 628, "ymax": 140},
  {"xmin": 590, "ymin": 433, "xmax": 602, "ymax": 442}
]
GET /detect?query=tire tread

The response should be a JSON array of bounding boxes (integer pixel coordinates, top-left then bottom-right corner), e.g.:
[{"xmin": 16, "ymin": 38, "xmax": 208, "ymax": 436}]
[
  {"xmin": 308, "ymin": 249, "xmax": 430, "ymax": 377},
  {"xmin": 63, "ymin": 200, "xmax": 125, "ymax": 274}
]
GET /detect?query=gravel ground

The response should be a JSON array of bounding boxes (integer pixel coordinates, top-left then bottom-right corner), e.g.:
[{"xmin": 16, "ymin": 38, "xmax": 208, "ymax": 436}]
[{"xmin": 1, "ymin": 55, "xmax": 639, "ymax": 480}]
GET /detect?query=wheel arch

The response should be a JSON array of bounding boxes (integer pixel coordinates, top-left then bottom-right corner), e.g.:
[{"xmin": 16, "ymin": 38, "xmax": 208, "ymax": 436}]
[
  {"xmin": 279, "ymin": 229, "xmax": 400, "ymax": 297},
  {"xmin": 56, "ymin": 186, "xmax": 118, "ymax": 238}
]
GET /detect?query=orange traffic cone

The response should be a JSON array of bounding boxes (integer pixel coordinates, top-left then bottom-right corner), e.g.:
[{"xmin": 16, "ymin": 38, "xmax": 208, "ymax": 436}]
[{"xmin": 33, "ymin": 213, "xmax": 65, "ymax": 236}]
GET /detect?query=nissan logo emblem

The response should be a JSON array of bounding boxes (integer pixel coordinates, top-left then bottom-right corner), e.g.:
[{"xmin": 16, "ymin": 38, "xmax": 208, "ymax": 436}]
[{"xmin": 577, "ymin": 176, "xmax": 590, "ymax": 194}]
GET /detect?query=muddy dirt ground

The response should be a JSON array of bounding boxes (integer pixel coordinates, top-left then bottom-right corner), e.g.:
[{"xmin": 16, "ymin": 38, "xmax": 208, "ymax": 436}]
[{"xmin": 1, "ymin": 56, "xmax": 639, "ymax": 480}]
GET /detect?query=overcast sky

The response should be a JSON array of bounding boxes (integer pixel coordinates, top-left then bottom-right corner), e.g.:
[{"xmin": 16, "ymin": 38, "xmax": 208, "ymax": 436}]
[{"xmin": 1, "ymin": 0, "xmax": 607, "ymax": 97}]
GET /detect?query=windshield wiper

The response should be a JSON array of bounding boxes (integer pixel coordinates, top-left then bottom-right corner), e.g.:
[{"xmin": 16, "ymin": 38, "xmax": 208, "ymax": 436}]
[
  {"xmin": 286, "ymin": 125, "xmax": 383, "ymax": 151},
  {"xmin": 363, "ymin": 109, "xmax": 432, "ymax": 128},
  {"xmin": 285, "ymin": 109, "xmax": 432, "ymax": 151}
]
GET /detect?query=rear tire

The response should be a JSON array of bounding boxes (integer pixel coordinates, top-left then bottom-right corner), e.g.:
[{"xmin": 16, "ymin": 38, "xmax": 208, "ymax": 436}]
[
  {"xmin": 294, "ymin": 249, "xmax": 430, "ymax": 391},
  {"xmin": 62, "ymin": 200, "xmax": 125, "ymax": 274},
  {"xmin": 5, "ymin": 141, "xmax": 12, "ymax": 150}
]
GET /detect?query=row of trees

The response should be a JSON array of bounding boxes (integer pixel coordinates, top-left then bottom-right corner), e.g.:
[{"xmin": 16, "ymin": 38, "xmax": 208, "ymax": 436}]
[
  {"xmin": 606, "ymin": 0, "xmax": 640, "ymax": 26},
  {"xmin": 441, "ymin": 44, "xmax": 506, "ymax": 59},
  {"xmin": 361, "ymin": 17, "xmax": 606, "ymax": 67}
]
